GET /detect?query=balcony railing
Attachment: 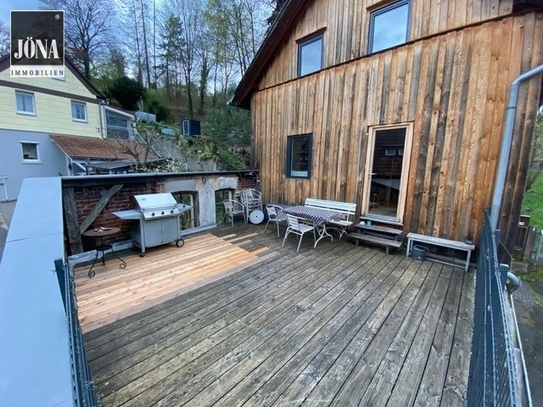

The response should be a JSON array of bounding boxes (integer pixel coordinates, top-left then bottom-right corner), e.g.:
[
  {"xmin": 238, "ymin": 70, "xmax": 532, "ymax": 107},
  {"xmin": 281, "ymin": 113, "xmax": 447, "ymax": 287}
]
[{"xmin": 467, "ymin": 211, "xmax": 532, "ymax": 406}]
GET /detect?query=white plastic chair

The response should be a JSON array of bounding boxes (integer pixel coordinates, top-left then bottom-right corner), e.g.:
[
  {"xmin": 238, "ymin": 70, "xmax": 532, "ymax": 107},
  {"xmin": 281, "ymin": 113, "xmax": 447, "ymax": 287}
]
[
  {"xmin": 265, "ymin": 204, "xmax": 284, "ymax": 237},
  {"xmin": 282, "ymin": 214, "xmax": 316, "ymax": 252},
  {"xmin": 223, "ymin": 200, "xmax": 246, "ymax": 227}
]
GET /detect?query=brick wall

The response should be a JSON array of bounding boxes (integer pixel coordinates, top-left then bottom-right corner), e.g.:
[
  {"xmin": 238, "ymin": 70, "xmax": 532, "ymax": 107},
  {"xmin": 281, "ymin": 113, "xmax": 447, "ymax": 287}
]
[
  {"xmin": 75, "ymin": 182, "xmax": 161, "ymax": 248},
  {"xmin": 69, "ymin": 172, "xmax": 259, "ymax": 252}
]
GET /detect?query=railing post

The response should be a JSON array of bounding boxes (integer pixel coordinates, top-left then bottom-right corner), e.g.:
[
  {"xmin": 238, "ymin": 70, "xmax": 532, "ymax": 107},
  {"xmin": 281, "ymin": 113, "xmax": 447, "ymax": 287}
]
[{"xmin": 54, "ymin": 258, "xmax": 67, "ymax": 312}]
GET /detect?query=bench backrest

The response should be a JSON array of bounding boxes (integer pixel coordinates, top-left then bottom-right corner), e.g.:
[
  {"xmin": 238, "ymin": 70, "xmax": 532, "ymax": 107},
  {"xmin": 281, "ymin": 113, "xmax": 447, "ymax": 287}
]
[{"xmin": 304, "ymin": 198, "xmax": 357, "ymax": 219}]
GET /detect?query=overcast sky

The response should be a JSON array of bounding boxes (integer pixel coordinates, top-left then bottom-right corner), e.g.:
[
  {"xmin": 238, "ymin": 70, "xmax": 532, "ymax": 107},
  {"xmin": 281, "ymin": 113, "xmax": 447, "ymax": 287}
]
[{"xmin": 1, "ymin": 0, "xmax": 41, "ymax": 25}]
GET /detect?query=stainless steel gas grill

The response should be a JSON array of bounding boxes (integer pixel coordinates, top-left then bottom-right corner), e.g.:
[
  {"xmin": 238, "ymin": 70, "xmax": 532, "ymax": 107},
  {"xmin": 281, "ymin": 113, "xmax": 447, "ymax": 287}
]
[{"xmin": 113, "ymin": 193, "xmax": 192, "ymax": 256}]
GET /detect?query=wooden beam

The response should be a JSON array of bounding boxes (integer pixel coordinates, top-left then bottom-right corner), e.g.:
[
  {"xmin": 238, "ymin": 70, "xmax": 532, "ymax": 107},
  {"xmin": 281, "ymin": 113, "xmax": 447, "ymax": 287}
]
[
  {"xmin": 63, "ymin": 187, "xmax": 83, "ymax": 255},
  {"xmin": 79, "ymin": 184, "xmax": 124, "ymax": 234}
]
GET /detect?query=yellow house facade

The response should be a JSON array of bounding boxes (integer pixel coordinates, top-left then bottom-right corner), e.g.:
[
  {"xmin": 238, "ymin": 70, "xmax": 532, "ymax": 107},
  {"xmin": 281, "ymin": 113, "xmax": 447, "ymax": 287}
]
[
  {"xmin": 0, "ymin": 55, "xmax": 134, "ymax": 200},
  {"xmin": 0, "ymin": 56, "xmax": 105, "ymax": 138}
]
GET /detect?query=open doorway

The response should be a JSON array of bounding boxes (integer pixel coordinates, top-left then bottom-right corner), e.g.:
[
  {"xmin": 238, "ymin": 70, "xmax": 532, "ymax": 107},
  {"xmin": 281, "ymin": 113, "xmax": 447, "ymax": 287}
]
[{"xmin": 363, "ymin": 124, "xmax": 413, "ymax": 223}]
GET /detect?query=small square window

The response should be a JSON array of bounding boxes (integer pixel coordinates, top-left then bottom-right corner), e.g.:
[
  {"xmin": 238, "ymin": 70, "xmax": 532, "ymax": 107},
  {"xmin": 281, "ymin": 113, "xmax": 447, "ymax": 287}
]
[
  {"xmin": 298, "ymin": 34, "xmax": 323, "ymax": 77},
  {"xmin": 71, "ymin": 101, "xmax": 87, "ymax": 122},
  {"xmin": 15, "ymin": 91, "xmax": 36, "ymax": 115},
  {"xmin": 286, "ymin": 134, "xmax": 312, "ymax": 179},
  {"xmin": 21, "ymin": 142, "xmax": 39, "ymax": 161},
  {"xmin": 369, "ymin": 0, "xmax": 410, "ymax": 53}
]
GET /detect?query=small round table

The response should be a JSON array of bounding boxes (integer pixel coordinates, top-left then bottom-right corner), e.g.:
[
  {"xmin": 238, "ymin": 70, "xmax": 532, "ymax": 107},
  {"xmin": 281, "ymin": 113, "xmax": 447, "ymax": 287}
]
[{"xmin": 82, "ymin": 227, "xmax": 127, "ymax": 278}]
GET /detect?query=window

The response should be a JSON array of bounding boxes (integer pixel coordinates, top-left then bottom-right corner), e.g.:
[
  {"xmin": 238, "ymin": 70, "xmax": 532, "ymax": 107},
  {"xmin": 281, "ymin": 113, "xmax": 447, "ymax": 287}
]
[
  {"xmin": 71, "ymin": 101, "xmax": 87, "ymax": 122},
  {"xmin": 298, "ymin": 34, "xmax": 323, "ymax": 77},
  {"xmin": 369, "ymin": 0, "xmax": 410, "ymax": 53},
  {"xmin": 21, "ymin": 142, "xmax": 39, "ymax": 161},
  {"xmin": 15, "ymin": 91, "xmax": 35, "ymax": 115},
  {"xmin": 172, "ymin": 191, "xmax": 197, "ymax": 229},
  {"xmin": 106, "ymin": 114, "xmax": 130, "ymax": 139},
  {"xmin": 286, "ymin": 134, "xmax": 312, "ymax": 178},
  {"xmin": 216, "ymin": 189, "xmax": 236, "ymax": 225}
]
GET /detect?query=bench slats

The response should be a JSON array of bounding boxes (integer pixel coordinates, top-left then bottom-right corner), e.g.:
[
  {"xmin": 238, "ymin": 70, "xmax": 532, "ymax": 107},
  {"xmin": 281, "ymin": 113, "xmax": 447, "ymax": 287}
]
[
  {"xmin": 406, "ymin": 232, "xmax": 474, "ymax": 272},
  {"xmin": 406, "ymin": 233, "xmax": 474, "ymax": 250},
  {"xmin": 304, "ymin": 198, "xmax": 357, "ymax": 239},
  {"xmin": 304, "ymin": 198, "xmax": 356, "ymax": 216}
]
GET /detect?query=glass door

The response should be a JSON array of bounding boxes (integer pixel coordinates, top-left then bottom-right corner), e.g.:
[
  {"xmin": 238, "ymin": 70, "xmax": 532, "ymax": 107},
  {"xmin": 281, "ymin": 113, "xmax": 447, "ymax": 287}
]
[{"xmin": 363, "ymin": 124, "xmax": 412, "ymax": 223}]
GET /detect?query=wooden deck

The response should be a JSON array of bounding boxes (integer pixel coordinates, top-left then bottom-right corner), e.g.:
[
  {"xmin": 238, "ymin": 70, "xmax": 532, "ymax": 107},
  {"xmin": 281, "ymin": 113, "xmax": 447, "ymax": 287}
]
[{"xmin": 76, "ymin": 222, "xmax": 475, "ymax": 406}]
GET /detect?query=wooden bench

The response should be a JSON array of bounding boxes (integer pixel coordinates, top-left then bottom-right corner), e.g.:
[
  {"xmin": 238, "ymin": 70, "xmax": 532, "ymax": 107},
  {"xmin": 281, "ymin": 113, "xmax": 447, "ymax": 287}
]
[
  {"xmin": 348, "ymin": 232, "xmax": 403, "ymax": 254},
  {"xmin": 304, "ymin": 198, "xmax": 356, "ymax": 238},
  {"xmin": 406, "ymin": 232, "xmax": 475, "ymax": 272}
]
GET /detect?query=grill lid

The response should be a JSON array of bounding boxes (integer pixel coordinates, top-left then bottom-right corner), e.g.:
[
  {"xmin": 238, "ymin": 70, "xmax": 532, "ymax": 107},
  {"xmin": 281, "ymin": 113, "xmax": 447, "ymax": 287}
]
[
  {"xmin": 134, "ymin": 193, "xmax": 177, "ymax": 211},
  {"xmin": 113, "ymin": 193, "xmax": 191, "ymax": 220}
]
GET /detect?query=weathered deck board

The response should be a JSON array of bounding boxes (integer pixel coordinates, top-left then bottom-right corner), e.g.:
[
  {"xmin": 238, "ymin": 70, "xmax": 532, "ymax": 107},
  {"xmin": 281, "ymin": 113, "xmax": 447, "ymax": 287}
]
[
  {"xmin": 80, "ymin": 223, "xmax": 474, "ymax": 406},
  {"xmin": 74, "ymin": 232, "xmax": 273, "ymax": 332}
]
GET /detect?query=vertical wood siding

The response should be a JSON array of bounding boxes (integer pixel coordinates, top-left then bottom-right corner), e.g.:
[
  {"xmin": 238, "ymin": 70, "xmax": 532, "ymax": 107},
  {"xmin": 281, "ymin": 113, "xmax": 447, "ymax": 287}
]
[
  {"xmin": 252, "ymin": 12, "xmax": 543, "ymax": 243},
  {"xmin": 259, "ymin": 0, "xmax": 513, "ymax": 90}
]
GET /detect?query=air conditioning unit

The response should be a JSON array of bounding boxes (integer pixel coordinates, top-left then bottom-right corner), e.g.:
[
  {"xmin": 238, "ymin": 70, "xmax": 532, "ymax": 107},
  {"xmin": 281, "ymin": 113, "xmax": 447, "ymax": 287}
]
[{"xmin": 181, "ymin": 119, "xmax": 201, "ymax": 137}]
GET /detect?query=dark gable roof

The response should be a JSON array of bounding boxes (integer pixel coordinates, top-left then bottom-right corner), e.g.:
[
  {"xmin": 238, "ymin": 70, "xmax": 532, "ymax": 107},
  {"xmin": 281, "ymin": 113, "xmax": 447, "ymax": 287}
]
[
  {"xmin": 230, "ymin": 0, "xmax": 543, "ymax": 110},
  {"xmin": 0, "ymin": 53, "xmax": 106, "ymax": 101},
  {"xmin": 230, "ymin": 0, "xmax": 307, "ymax": 110}
]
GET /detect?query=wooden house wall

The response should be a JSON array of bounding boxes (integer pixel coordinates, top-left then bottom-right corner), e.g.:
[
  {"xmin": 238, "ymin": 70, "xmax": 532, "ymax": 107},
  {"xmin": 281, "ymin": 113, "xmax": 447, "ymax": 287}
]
[
  {"xmin": 252, "ymin": 12, "xmax": 543, "ymax": 244},
  {"xmin": 260, "ymin": 0, "xmax": 514, "ymax": 90}
]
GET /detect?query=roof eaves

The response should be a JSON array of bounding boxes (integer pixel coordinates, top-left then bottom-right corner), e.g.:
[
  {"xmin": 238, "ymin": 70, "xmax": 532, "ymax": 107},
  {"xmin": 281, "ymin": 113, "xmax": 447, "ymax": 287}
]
[
  {"xmin": 230, "ymin": 0, "xmax": 308, "ymax": 110},
  {"xmin": 0, "ymin": 54, "xmax": 106, "ymax": 101},
  {"xmin": 105, "ymin": 105, "xmax": 135, "ymax": 119}
]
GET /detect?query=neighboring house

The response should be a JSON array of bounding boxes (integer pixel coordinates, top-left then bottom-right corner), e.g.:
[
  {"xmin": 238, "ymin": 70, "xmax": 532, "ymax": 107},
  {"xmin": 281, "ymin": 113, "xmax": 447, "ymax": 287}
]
[
  {"xmin": 0, "ymin": 55, "xmax": 134, "ymax": 200},
  {"xmin": 231, "ymin": 0, "xmax": 543, "ymax": 260},
  {"xmin": 50, "ymin": 135, "xmax": 158, "ymax": 175}
]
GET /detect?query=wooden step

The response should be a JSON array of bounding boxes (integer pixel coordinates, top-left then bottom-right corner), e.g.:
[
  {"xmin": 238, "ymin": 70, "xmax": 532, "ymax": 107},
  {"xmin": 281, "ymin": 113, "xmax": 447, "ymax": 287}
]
[
  {"xmin": 359, "ymin": 216, "xmax": 403, "ymax": 227},
  {"xmin": 348, "ymin": 233, "xmax": 403, "ymax": 254},
  {"xmin": 354, "ymin": 223, "xmax": 403, "ymax": 236}
]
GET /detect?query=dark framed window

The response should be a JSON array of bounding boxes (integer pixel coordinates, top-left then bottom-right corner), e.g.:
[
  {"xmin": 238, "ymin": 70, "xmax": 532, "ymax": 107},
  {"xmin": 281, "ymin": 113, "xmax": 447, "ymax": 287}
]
[
  {"xmin": 298, "ymin": 34, "xmax": 323, "ymax": 77},
  {"xmin": 369, "ymin": 0, "xmax": 410, "ymax": 53},
  {"xmin": 286, "ymin": 134, "xmax": 312, "ymax": 179}
]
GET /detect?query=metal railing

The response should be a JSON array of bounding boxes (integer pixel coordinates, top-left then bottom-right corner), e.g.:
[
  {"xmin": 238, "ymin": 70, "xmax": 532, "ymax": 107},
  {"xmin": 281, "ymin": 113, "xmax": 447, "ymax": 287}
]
[
  {"xmin": 467, "ymin": 211, "xmax": 530, "ymax": 406},
  {"xmin": 55, "ymin": 259, "xmax": 97, "ymax": 407}
]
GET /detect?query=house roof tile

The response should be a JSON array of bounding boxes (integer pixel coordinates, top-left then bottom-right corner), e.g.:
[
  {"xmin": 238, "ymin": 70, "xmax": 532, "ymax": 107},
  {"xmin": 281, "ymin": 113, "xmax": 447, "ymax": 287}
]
[{"xmin": 50, "ymin": 134, "xmax": 156, "ymax": 161}]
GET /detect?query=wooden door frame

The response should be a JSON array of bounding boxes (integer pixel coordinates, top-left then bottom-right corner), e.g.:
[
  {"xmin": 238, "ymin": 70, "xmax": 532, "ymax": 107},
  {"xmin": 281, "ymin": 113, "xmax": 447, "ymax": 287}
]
[{"xmin": 361, "ymin": 122, "xmax": 413, "ymax": 223}]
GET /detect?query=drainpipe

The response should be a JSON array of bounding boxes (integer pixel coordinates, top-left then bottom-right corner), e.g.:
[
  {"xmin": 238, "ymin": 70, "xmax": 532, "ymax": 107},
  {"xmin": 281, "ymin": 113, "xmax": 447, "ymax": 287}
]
[{"xmin": 490, "ymin": 64, "xmax": 543, "ymax": 231}]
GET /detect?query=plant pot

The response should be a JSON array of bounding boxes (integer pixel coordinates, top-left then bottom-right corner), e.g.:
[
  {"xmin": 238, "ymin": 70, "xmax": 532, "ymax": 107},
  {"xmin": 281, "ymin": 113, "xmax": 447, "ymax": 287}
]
[{"xmin": 412, "ymin": 245, "xmax": 429, "ymax": 261}]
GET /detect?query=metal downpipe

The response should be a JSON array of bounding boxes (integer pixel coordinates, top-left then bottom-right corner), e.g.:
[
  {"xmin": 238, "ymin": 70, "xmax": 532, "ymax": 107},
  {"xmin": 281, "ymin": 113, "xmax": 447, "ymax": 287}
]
[{"xmin": 490, "ymin": 63, "xmax": 543, "ymax": 231}]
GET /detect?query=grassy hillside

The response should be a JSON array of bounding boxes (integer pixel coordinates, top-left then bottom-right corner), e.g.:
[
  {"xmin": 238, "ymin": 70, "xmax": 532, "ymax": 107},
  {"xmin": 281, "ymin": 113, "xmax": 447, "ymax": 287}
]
[{"xmin": 522, "ymin": 175, "xmax": 543, "ymax": 229}]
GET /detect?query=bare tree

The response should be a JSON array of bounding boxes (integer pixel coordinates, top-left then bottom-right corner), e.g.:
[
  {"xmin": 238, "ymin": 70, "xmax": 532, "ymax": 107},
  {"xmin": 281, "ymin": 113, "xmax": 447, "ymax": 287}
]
[
  {"xmin": 40, "ymin": 0, "xmax": 116, "ymax": 79},
  {"xmin": 138, "ymin": 0, "xmax": 152, "ymax": 87},
  {"xmin": 204, "ymin": 0, "xmax": 273, "ymax": 94},
  {"xmin": 0, "ymin": 21, "xmax": 9, "ymax": 57}
]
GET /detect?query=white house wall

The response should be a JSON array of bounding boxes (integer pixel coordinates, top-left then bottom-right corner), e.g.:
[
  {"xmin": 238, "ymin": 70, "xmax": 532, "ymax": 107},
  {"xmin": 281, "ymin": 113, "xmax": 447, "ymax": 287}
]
[{"xmin": 0, "ymin": 130, "xmax": 67, "ymax": 201}]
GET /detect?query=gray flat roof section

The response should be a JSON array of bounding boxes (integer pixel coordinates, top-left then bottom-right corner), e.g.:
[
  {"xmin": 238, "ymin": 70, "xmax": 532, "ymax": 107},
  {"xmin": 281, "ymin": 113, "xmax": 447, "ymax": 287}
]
[{"xmin": 0, "ymin": 178, "xmax": 73, "ymax": 406}]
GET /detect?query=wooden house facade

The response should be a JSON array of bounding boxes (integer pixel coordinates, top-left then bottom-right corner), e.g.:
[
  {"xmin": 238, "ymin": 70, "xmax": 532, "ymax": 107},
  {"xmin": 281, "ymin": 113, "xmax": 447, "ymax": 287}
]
[{"xmin": 231, "ymin": 0, "xmax": 543, "ymax": 257}]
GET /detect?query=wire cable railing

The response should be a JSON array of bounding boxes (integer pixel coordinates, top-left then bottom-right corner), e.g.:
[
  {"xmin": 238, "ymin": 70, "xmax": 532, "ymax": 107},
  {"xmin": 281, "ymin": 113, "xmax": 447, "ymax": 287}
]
[
  {"xmin": 467, "ymin": 211, "xmax": 531, "ymax": 406},
  {"xmin": 55, "ymin": 259, "xmax": 97, "ymax": 407}
]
